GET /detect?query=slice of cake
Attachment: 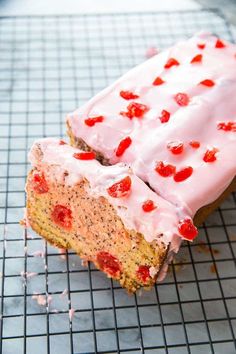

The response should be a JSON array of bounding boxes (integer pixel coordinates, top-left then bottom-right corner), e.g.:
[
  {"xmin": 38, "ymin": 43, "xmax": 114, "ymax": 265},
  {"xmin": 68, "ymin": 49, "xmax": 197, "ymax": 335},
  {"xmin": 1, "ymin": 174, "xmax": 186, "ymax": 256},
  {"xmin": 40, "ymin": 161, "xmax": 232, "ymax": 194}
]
[
  {"xmin": 26, "ymin": 138, "xmax": 194, "ymax": 292},
  {"xmin": 67, "ymin": 32, "xmax": 236, "ymax": 217}
]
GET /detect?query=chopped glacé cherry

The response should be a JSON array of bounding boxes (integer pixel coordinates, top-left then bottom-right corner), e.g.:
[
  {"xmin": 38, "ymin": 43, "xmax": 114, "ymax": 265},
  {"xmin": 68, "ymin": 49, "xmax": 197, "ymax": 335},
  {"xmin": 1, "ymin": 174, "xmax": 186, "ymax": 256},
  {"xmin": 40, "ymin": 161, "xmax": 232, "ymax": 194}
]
[
  {"xmin": 178, "ymin": 218, "xmax": 198, "ymax": 241},
  {"xmin": 199, "ymin": 79, "xmax": 215, "ymax": 87},
  {"xmin": 159, "ymin": 109, "xmax": 170, "ymax": 123},
  {"xmin": 136, "ymin": 265, "xmax": 151, "ymax": 283},
  {"xmin": 120, "ymin": 102, "xmax": 149, "ymax": 119},
  {"xmin": 190, "ymin": 54, "xmax": 202, "ymax": 63},
  {"xmin": 155, "ymin": 161, "xmax": 176, "ymax": 177},
  {"xmin": 51, "ymin": 204, "xmax": 72, "ymax": 230},
  {"xmin": 107, "ymin": 176, "xmax": 132, "ymax": 198},
  {"xmin": 217, "ymin": 121, "xmax": 236, "ymax": 132},
  {"xmin": 189, "ymin": 140, "xmax": 200, "ymax": 148},
  {"xmin": 32, "ymin": 171, "xmax": 49, "ymax": 194},
  {"xmin": 174, "ymin": 166, "xmax": 193, "ymax": 182},
  {"xmin": 73, "ymin": 152, "xmax": 95, "ymax": 160},
  {"xmin": 120, "ymin": 90, "xmax": 139, "ymax": 100},
  {"xmin": 152, "ymin": 76, "xmax": 165, "ymax": 86},
  {"xmin": 203, "ymin": 148, "xmax": 218, "ymax": 163},
  {"xmin": 174, "ymin": 93, "xmax": 190, "ymax": 106},
  {"xmin": 167, "ymin": 141, "xmax": 184, "ymax": 155},
  {"xmin": 197, "ymin": 43, "xmax": 205, "ymax": 50},
  {"xmin": 116, "ymin": 136, "xmax": 132, "ymax": 157},
  {"xmin": 142, "ymin": 200, "xmax": 157, "ymax": 212},
  {"xmin": 59, "ymin": 140, "xmax": 67, "ymax": 145},
  {"xmin": 96, "ymin": 251, "xmax": 121, "ymax": 277},
  {"xmin": 215, "ymin": 38, "xmax": 226, "ymax": 48},
  {"xmin": 164, "ymin": 58, "xmax": 180, "ymax": 69},
  {"xmin": 84, "ymin": 116, "xmax": 104, "ymax": 127}
]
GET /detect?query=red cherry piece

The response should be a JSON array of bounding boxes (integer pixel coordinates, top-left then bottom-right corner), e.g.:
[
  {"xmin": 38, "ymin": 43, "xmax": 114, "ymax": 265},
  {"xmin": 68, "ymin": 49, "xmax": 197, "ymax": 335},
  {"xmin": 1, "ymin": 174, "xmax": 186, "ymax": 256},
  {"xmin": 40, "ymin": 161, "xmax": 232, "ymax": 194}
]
[
  {"xmin": 120, "ymin": 90, "xmax": 139, "ymax": 100},
  {"xmin": 199, "ymin": 79, "xmax": 215, "ymax": 87},
  {"xmin": 164, "ymin": 58, "xmax": 180, "ymax": 69},
  {"xmin": 59, "ymin": 140, "xmax": 67, "ymax": 145},
  {"xmin": 107, "ymin": 176, "xmax": 132, "ymax": 198},
  {"xmin": 136, "ymin": 265, "xmax": 151, "ymax": 283},
  {"xmin": 174, "ymin": 166, "xmax": 193, "ymax": 182},
  {"xmin": 155, "ymin": 161, "xmax": 176, "ymax": 177},
  {"xmin": 189, "ymin": 141, "xmax": 200, "ymax": 149},
  {"xmin": 174, "ymin": 93, "xmax": 190, "ymax": 106},
  {"xmin": 190, "ymin": 54, "xmax": 202, "ymax": 64},
  {"xmin": 215, "ymin": 38, "xmax": 226, "ymax": 48},
  {"xmin": 197, "ymin": 43, "xmax": 205, "ymax": 50},
  {"xmin": 32, "ymin": 171, "xmax": 49, "ymax": 194},
  {"xmin": 159, "ymin": 110, "xmax": 170, "ymax": 123},
  {"xmin": 142, "ymin": 200, "xmax": 157, "ymax": 212},
  {"xmin": 178, "ymin": 218, "xmax": 198, "ymax": 241},
  {"xmin": 167, "ymin": 141, "xmax": 184, "ymax": 155},
  {"xmin": 84, "ymin": 116, "xmax": 104, "ymax": 127},
  {"xmin": 217, "ymin": 121, "xmax": 236, "ymax": 132},
  {"xmin": 96, "ymin": 251, "xmax": 121, "ymax": 277},
  {"xmin": 120, "ymin": 102, "xmax": 149, "ymax": 119},
  {"xmin": 203, "ymin": 148, "xmax": 218, "ymax": 163},
  {"xmin": 51, "ymin": 205, "xmax": 72, "ymax": 230},
  {"xmin": 153, "ymin": 76, "xmax": 165, "ymax": 86},
  {"xmin": 73, "ymin": 152, "xmax": 95, "ymax": 160},
  {"xmin": 116, "ymin": 136, "xmax": 132, "ymax": 157}
]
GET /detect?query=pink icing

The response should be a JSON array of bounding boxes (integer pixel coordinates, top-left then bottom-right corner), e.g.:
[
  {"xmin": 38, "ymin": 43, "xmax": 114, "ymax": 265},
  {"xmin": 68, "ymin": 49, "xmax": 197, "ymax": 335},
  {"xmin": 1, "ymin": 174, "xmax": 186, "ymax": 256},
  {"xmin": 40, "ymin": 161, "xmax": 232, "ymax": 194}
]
[
  {"xmin": 28, "ymin": 138, "xmax": 185, "ymax": 248},
  {"xmin": 67, "ymin": 32, "xmax": 236, "ymax": 216}
]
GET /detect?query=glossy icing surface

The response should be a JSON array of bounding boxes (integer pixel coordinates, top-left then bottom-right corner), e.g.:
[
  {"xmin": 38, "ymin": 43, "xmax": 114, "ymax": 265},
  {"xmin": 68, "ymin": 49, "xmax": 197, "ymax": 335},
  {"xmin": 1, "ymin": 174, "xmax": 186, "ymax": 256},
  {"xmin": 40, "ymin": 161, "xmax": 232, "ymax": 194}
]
[
  {"xmin": 68, "ymin": 33, "xmax": 236, "ymax": 216},
  {"xmin": 29, "ymin": 138, "xmax": 184, "ymax": 247}
]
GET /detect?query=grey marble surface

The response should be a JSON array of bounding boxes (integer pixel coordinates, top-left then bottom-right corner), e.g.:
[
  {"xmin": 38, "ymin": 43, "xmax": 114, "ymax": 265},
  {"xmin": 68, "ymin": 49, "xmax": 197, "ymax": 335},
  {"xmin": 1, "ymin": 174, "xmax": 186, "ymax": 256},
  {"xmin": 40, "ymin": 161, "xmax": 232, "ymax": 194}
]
[{"xmin": 0, "ymin": 10, "xmax": 236, "ymax": 354}]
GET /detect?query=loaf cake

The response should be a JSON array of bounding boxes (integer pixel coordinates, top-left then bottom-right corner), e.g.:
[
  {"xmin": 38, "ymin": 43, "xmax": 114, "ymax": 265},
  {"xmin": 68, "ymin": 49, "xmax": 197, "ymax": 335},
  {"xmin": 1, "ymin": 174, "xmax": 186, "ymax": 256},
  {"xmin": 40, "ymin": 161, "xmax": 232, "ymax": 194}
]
[{"xmin": 26, "ymin": 33, "xmax": 236, "ymax": 292}]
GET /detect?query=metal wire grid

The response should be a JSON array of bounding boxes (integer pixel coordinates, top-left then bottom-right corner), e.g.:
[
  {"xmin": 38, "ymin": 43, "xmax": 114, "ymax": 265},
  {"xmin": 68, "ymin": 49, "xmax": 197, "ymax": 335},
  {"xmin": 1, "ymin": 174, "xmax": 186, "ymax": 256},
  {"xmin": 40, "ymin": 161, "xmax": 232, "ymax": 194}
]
[{"xmin": 0, "ymin": 10, "xmax": 236, "ymax": 354}]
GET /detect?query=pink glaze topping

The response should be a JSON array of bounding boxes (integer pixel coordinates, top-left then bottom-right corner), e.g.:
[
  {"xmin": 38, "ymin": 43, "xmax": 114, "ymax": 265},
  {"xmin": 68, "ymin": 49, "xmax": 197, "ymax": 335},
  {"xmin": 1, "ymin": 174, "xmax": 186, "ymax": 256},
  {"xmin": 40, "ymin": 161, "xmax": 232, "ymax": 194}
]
[
  {"xmin": 29, "ymin": 138, "xmax": 186, "ymax": 249},
  {"xmin": 67, "ymin": 32, "xmax": 236, "ymax": 216}
]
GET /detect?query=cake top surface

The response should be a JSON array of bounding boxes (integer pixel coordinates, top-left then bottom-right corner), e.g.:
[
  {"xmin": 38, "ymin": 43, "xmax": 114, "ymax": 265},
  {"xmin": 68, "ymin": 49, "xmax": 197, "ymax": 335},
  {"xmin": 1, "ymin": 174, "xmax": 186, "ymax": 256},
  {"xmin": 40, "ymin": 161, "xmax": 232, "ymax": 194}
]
[
  {"xmin": 29, "ymin": 138, "xmax": 198, "ymax": 249},
  {"xmin": 68, "ymin": 32, "xmax": 236, "ymax": 215}
]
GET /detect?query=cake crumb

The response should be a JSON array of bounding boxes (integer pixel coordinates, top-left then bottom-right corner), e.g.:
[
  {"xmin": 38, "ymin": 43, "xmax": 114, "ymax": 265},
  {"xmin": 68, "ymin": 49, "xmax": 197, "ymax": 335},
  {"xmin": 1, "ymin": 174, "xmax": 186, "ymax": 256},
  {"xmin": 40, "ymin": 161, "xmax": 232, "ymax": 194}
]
[
  {"xmin": 32, "ymin": 293, "xmax": 52, "ymax": 306},
  {"xmin": 210, "ymin": 264, "xmax": 217, "ymax": 273},
  {"xmin": 60, "ymin": 288, "xmax": 68, "ymax": 298},
  {"xmin": 69, "ymin": 308, "xmax": 75, "ymax": 321},
  {"xmin": 58, "ymin": 248, "xmax": 66, "ymax": 260},
  {"xmin": 20, "ymin": 271, "xmax": 38, "ymax": 279},
  {"xmin": 32, "ymin": 250, "xmax": 45, "ymax": 258}
]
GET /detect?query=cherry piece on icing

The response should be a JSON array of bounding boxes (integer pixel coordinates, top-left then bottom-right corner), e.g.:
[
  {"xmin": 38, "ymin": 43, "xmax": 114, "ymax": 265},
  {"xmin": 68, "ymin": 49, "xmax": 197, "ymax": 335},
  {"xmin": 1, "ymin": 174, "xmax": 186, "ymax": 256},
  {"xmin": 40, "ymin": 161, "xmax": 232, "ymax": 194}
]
[
  {"xmin": 159, "ymin": 109, "xmax": 170, "ymax": 123},
  {"xmin": 120, "ymin": 102, "xmax": 149, "ymax": 119},
  {"xmin": 189, "ymin": 141, "xmax": 200, "ymax": 148},
  {"xmin": 174, "ymin": 93, "xmax": 190, "ymax": 106},
  {"xmin": 153, "ymin": 76, "xmax": 165, "ymax": 86},
  {"xmin": 120, "ymin": 90, "xmax": 139, "ymax": 100},
  {"xmin": 174, "ymin": 166, "xmax": 193, "ymax": 182},
  {"xmin": 59, "ymin": 140, "xmax": 67, "ymax": 145},
  {"xmin": 164, "ymin": 58, "xmax": 180, "ymax": 69},
  {"xmin": 215, "ymin": 38, "xmax": 226, "ymax": 48},
  {"xmin": 203, "ymin": 148, "xmax": 218, "ymax": 163},
  {"xmin": 142, "ymin": 200, "xmax": 157, "ymax": 212},
  {"xmin": 155, "ymin": 161, "xmax": 176, "ymax": 177},
  {"xmin": 199, "ymin": 79, "xmax": 215, "ymax": 87},
  {"xmin": 167, "ymin": 141, "xmax": 184, "ymax": 155},
  {"xmin": 178, "ymin": 218, "xmax": 198, "ymax": 241},
  {"xmin": 116, "ymin": 136, "xmax": 132, "ymax": 157},
  {"xmin": 136, "ymin": 265, "xmax": 151, "ymax": 283},
  {"xmin": 217, "ymin": 121, "xmax": 236, "ymax": 132},
  {"xmin": 190, "ymin": 54, "xmax": 202, "ymax": 63},
  {"xmin": 32, "ymin": 171, "xmax": 49, "ymax": 194},
  {"xmin": 197, "ymin": 43, "xmax": 205, "ymax": 50},
  {"xmin": 96, "ymin": 251, "xmax": 121, "ymax": 277},
  {"xmin": 107, "ymin": 176, "xmax": 132, "ymax": 198},
  {"xmin": 51, "ymin": 205, "xmax": 73, "ymax": 230},
  {"xmin": 73, "ymin": 152, "xmax": 95, "ymax": 160},
  {"xmin": 84, "ymin": 116, "xmax": 104, "ymax": 127}
]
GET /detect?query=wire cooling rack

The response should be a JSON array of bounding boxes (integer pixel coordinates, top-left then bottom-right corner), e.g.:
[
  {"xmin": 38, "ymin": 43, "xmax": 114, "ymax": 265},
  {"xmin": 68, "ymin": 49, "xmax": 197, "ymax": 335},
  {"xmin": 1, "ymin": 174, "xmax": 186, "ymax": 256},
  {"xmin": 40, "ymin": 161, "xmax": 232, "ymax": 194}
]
[{"xmin": 0, "ymin": 9, "xmax": 236, "ymax": 354}]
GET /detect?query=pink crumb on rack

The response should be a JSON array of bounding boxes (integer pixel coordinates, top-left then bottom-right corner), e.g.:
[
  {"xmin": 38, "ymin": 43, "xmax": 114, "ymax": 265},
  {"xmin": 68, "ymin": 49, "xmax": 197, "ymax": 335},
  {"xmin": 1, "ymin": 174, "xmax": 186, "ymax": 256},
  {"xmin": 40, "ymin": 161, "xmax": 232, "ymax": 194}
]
[
  {"xmin": 69, "ymin": 308, "xmax": 75, "ymax": 321},
  {"xmin": 32, "ymin": 250, "xmax": 45, "ymax": 258},
  {"xmin": 60, "ymin": 288, "xmax": 68, "ymax": 298},
  {"xmin": 20, "ymin": 271, "xmax": 38, "ymax": 279},
  {"xmin": 58, "ymin": 248, "xmax": 66, "ymax": 260},
  {"xmin": 145, "ymin": 46, "xmax": 158, "ymax": 58},
  {"xmin": 20, "ymin": 208, "xmax": 30, "ymax": 228},
  {"xmin": 32, "ymin": 293, "xmax": 52, "ymax": 306}
]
